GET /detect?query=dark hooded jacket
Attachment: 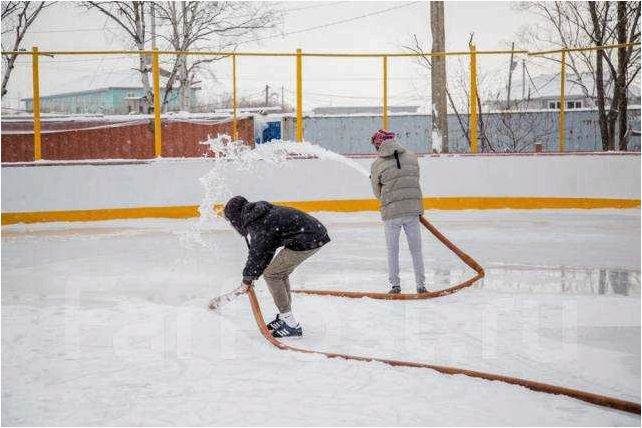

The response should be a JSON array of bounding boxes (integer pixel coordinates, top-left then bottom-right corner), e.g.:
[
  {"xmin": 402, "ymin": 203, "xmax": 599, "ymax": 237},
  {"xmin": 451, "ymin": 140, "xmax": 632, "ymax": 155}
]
[{"xmin": 226, "ymin": 200, "xmax": 330, "ymax": 281}]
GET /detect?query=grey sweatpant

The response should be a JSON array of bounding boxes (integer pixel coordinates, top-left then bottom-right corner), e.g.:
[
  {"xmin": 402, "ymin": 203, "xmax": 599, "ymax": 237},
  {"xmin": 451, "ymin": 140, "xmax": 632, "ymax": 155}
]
[
  {"xmin": 263, "ymin": 247, "xmax": 320, "ymax": 313},
  {"xmin": 384, "ymin": 215, "xmax": 425, "ymax": 288}
]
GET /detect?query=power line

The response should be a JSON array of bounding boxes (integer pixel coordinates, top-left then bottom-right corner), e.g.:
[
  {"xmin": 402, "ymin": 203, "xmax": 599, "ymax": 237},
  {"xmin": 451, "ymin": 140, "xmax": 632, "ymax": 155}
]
[
  {"xmin": 22, "ymin": 3, "xmax": 420, "ymax": 61},
  {"xmin": 236, "ymin": 2, "xmax": 421, "ymax": 46},
  {"xmin": 214, "ymin": 75, "xmax": 428, "ymax": 82},
  {"xmin": 282, "ymin": 87, "xmax": 421, "ymax": 101},
  {"xmin": 278, "ymin": 1, "xmax": 350, "ymax": 14},
  {"xmin": 87, "ymin": 15, "xmax": 110, "ymax": 88},
  {"xmin": 26, "ymin": 2, "xmax": 350, "ymax": 35},
  {"xmin": 14, "ymin": 56, "xmax": 132, "ymax": 64}
]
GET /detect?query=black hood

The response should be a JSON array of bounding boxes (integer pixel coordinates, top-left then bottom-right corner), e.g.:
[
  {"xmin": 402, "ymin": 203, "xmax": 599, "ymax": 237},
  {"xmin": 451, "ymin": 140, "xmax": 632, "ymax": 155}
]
[
  {"xmin": 224, "ymin": 197, "xmax": 271, "ymax": 236},
  {"xmin": 224, "ymin": 195, "xmax": 248, "ymax": 235},
  {"xmin": 241, "ymin": 201, "xmax": 271, "ymax": 230}
]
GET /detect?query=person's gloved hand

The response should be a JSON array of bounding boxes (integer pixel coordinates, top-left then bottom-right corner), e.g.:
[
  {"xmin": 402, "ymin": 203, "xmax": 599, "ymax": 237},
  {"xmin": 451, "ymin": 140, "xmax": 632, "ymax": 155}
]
[{"xmin": 240, "ymin": 279, "xmax": 253, "ymax": 293}]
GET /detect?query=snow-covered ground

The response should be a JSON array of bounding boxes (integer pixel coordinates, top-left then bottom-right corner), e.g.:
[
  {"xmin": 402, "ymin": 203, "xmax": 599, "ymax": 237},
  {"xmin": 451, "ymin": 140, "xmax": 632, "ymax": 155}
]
[{"xmin": 2, "ymin": 209, "xmax": 640, "ymax": 426}]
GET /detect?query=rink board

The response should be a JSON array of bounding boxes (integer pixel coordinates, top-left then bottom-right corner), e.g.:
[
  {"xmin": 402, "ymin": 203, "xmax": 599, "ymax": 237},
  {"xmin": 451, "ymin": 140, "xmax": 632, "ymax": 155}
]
[{"xmin": 2, "ymin": 153, "xmax": 640, "ymax": 224}]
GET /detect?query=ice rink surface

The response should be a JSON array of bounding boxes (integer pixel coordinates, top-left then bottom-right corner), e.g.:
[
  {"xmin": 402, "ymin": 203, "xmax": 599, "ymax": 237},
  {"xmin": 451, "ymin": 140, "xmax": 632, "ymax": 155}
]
[{"xmin": 2, "ymin": 209, "xmax": 640, "ymax": 426}]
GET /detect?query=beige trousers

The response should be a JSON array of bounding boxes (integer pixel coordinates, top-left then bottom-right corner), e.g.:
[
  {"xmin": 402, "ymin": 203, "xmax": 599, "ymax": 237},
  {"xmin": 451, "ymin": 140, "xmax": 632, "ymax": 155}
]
[{"xmin": 263, "ymin": 247, "xmax": 320, "ymax": 313}]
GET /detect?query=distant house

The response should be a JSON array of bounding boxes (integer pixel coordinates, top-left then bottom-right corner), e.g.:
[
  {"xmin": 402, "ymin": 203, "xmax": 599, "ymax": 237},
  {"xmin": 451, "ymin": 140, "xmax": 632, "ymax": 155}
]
[
  {"xmin": 312, "ymin": 105, "xmax": 420, "ymax": 115},
  {"xmin": 22, "ymin": 86, "xmax": 200, "ymax": 115},
  {"xmin": 485, "ymin": 72, "xmax": 641, "ymax": 111}
]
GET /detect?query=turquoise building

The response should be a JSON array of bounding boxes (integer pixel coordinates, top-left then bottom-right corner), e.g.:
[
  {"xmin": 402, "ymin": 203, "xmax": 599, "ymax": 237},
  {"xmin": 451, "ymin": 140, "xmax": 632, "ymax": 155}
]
[{"xmin": 23, "ymin": 86, "xmax": 200, "ymax": 115}]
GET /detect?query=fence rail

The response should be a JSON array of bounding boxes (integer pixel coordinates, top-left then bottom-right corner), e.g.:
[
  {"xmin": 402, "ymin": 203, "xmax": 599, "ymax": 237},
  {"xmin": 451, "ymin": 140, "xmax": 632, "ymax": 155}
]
[{"xmin": 3, "ymin": 42, "xmax": 640, "ymax": 160}]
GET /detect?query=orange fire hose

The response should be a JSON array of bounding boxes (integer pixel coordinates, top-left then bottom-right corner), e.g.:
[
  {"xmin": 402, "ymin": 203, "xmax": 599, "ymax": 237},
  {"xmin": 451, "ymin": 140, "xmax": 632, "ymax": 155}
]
[
  {"xmin": 292, "ymin": 216, "xmax": 484, "ymax": 300},
  {"xmin": 244, "ymin": 215, "xmax": 641, "ymax": 415},
  {"xmin": 247, "ymin": 287, "xmax": 640, "ymax": 415}
]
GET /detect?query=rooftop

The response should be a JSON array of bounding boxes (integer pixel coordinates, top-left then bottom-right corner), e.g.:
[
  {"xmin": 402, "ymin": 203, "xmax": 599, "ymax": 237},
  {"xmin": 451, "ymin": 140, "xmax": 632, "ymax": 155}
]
[
  {"xmin": 499, "ymin": 72, "xmax": 641, "ymax": 101},
  {"xmin": 312, "ymin": 105, "xmax": 420, "ymax": 115},
  {"xmin": 22, "ymin": 86, "xmax": 200, "ymax": 102}
]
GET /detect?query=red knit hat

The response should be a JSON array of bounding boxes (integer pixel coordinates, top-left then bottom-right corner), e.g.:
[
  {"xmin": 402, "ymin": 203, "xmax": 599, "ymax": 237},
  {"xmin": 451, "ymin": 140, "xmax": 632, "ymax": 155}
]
[{"xmin": 371, "ymin": 129, "xmax": 396, "ymax": 148}]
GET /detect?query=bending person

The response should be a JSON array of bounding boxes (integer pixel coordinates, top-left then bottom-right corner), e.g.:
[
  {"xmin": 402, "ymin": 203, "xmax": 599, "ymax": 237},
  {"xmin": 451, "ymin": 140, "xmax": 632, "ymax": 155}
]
[
  {"xmin": 224, "ymin": 196, "xmax": 330, "ymax": 337},
  {"xmin": 369, "ymin": 129, "xmax": 427, "ymax": 294}
]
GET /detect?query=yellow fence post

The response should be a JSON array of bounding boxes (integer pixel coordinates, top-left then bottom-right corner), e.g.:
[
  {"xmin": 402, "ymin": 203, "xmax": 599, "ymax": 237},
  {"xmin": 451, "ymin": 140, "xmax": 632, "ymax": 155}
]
[
  {"xmin": 31, "ymin": 46, "xmax": 42, "ymax": 161},
  {"xmin": 151, "ymin": 48, "xmax": 162, "ymax": 157},
  {"xmin": 232, "ymin": 54, "xmax": 238, "ymax": 140},
  {"xmin": 296, "ymin": 48, "xmax": 303, "ymax": 142},
  {"xmin": 469, "ymin": 43, "xmax": 478, "ymax": 153},
  {"xmin": 559, "ymin": 50, "xmax": 566, "ymax": 152},
  {"xmin": 382, "ymin": 55, "xmax": 389, "ymax": 129}
]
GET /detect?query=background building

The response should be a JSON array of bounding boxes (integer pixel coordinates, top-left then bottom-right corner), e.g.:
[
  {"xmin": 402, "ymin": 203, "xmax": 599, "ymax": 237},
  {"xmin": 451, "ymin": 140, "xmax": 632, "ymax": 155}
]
[
  {"xmin": 22, "ymin": 86, "xmax": 200, "ymax": 115},
  {"xmin": 312, "ymin": 105, "xmax": 420, "ymax": 115},
  {"xmin": 485, "ymin": 72, "xmax": 641, "ymax": 111}
]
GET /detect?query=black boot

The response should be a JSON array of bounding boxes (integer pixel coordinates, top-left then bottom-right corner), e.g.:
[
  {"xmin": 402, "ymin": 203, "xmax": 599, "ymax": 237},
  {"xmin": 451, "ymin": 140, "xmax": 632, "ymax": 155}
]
[
  {"xmin": 388, "ymin": 285, "xmax": 401, "ymax": 294},
  {"xmin": 417, "ymin": 285, "xmax": 428, "ymax": 294}
]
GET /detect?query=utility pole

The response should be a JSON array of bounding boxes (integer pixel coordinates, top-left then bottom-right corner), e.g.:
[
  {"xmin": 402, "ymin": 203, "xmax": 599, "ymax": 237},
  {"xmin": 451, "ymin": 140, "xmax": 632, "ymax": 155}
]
[
  {"xmin": 265, "ymin": 84, "xmax": 270, "ymax": 107},
  {"xmin": 281, "ymin": 85, "xmax": 284, "ymax": 111},
  {"xmin": 505, "ymin": 42, "xmax": 516, "ymax": 110},
  {"xmin": 521, "ymin": 59, "xmax": 525, "ymax": 101},
  {"xmin": 430, "ymin": 1, "xmax": 448, "ymax": 153}
]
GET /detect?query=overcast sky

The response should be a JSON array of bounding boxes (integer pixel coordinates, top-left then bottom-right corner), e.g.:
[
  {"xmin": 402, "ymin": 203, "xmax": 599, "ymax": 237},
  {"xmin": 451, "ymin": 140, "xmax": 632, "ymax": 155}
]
[{"xmin": 3, "ymin": 1, "xmax": 548, "ymax": 111}]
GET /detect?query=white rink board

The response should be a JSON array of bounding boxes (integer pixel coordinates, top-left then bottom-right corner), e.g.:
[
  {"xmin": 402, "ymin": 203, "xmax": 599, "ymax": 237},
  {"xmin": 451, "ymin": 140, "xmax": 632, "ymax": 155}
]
[{"xmin": 1, "ymin": 154, "xmax": 640, "ymax": 213}]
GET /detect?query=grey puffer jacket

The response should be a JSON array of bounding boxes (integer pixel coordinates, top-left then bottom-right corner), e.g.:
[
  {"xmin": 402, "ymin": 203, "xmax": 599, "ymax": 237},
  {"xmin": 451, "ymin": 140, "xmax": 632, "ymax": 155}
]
[{"xmin": 370, "ymin": 139, "xmax": 424, "ymax": 220}]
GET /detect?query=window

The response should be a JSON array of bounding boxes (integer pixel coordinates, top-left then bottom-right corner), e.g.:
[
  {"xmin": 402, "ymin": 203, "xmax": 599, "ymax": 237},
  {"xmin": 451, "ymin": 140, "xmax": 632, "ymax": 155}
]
[{"xmin": 548, "ymin": 100, "xmax": 582, "ymax": 109}]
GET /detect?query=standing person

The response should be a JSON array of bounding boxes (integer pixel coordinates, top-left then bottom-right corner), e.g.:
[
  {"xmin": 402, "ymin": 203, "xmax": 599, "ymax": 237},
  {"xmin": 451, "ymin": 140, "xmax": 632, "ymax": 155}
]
[
  {"xmin": 369, "ymin": 129, "xmax": 427, "ymax": 294},
  {"xmin": 223, "ymin": 196, "xmax": 330, "ymax": 337}
]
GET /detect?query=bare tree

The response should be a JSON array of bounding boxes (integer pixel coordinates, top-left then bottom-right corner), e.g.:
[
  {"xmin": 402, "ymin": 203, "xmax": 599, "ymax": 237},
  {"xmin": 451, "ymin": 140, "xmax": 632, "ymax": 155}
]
[
  {"xmin": 1, "ymin": 1, "xmax": 51, "ymax": 98},
  {"xmin": 588, "ymin": 2, "xmax": 610, "ymax": 150},
  {"xmin": 484, "ymin": 93, "xmax": 555, "ymax": 152},
  {"xmin": 615, "ymin": 1, "xmax": 639, "ymax": 150},
  {"xmin": 154, "ymin": 2, "xmax": 278, "ymax": 112},
  {"xmin": 585, "ymin": 1, "xmax": 639, "ymax": 151},
  {"xmin": 83, "ymin": 1, "xmax": 153, "ymax": 113},
  {"xmin": 405, "ymin": 32, "xmax": 502, "ymax": 153},
  {"xmin": 405, "ymin": 35, "xmax": 471, "ymax": 152},
  {"xmin": 517, "ymin": 1, "xmax": 641, "ymax": 151}
]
